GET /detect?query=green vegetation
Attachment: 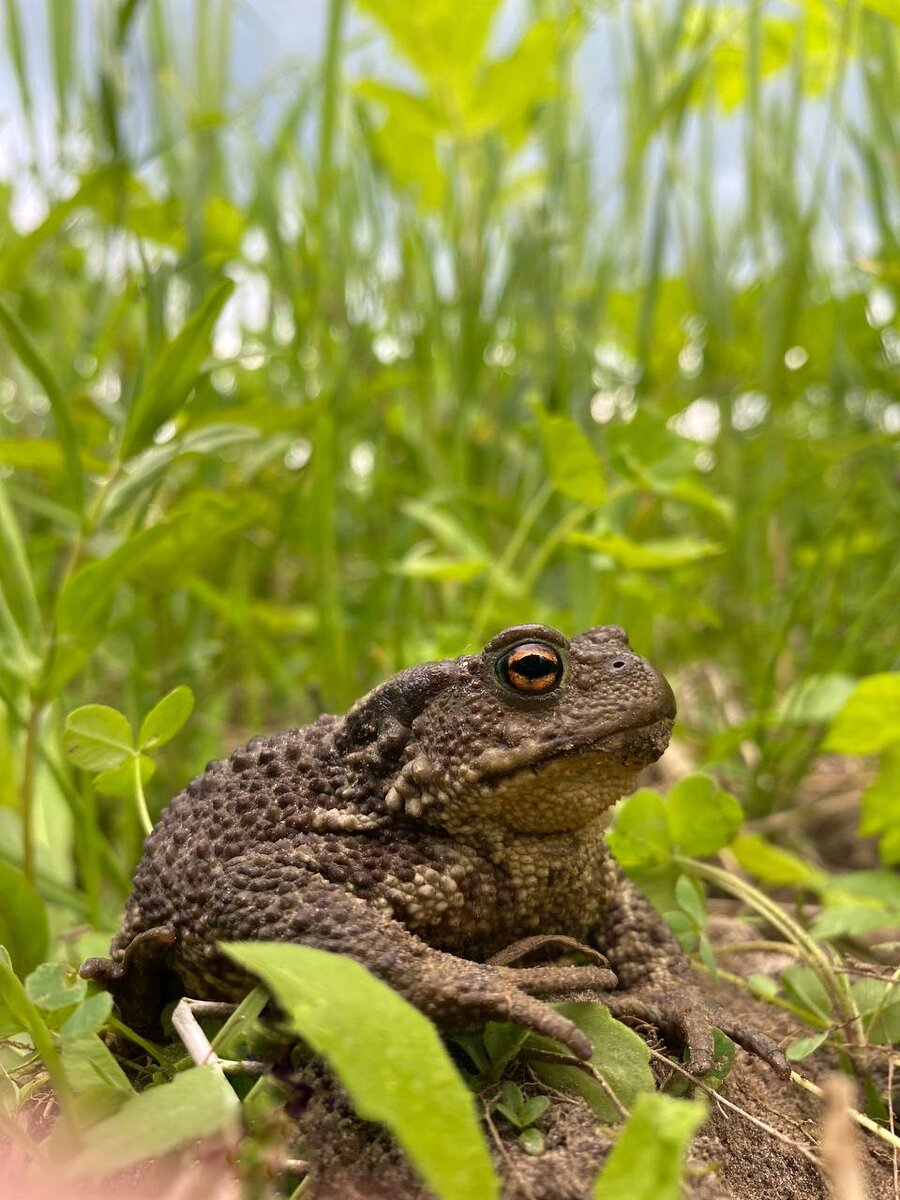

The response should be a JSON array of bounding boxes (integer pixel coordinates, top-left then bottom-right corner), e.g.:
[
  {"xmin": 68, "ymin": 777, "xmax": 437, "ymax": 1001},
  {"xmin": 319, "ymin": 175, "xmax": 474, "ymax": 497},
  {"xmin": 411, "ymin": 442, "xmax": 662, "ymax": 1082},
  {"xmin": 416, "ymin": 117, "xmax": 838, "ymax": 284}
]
[{"xmin": 0, "ymin": 0, "xmax": 897, "ymax": 1196}]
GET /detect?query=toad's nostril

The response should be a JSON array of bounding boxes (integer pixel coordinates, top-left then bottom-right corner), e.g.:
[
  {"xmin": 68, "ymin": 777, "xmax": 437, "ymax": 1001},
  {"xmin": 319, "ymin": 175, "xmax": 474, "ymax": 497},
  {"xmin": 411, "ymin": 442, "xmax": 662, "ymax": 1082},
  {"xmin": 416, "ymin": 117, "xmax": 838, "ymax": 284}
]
[{"xmin": 611, "ymin": 659, "xmax": 627, "ymax": 669}]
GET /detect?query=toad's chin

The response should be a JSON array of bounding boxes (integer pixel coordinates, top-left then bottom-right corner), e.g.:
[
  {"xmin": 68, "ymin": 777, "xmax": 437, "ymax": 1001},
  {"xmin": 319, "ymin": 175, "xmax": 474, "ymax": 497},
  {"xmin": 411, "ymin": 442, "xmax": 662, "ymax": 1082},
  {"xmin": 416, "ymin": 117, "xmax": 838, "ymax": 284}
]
[{"xmin": 469, "ymin": 719, "xmax": 673, "ymax": 835}]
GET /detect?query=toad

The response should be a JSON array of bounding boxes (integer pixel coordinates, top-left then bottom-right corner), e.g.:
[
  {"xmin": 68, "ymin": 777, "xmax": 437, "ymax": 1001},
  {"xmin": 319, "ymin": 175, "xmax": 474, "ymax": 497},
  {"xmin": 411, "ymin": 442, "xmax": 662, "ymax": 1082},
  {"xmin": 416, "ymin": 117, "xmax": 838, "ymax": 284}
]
[{"xmin": 83, "ymin": 623, "xmax": 788, "ymax": 1075}]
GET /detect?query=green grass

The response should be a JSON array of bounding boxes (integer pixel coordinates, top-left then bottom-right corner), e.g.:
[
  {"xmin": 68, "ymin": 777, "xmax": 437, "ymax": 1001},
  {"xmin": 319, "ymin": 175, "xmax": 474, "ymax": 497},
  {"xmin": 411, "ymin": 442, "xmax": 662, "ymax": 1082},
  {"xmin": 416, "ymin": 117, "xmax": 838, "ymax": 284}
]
[{"xmin": 0, "ymin": 0, "xmax": 898, "ymax": 1193}]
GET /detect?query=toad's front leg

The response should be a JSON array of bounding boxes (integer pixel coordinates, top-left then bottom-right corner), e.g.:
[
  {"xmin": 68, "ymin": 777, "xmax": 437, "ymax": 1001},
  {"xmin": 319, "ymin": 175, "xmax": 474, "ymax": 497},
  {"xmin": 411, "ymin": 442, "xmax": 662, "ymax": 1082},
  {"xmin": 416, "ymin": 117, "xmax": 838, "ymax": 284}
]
[
  {"xmin": 91, "ymin": 854, "xmax": 617, "ymax": 1061},
  {"xmin": 590, "ymin": 851, "xmax": 790, "ymax": 1077}
]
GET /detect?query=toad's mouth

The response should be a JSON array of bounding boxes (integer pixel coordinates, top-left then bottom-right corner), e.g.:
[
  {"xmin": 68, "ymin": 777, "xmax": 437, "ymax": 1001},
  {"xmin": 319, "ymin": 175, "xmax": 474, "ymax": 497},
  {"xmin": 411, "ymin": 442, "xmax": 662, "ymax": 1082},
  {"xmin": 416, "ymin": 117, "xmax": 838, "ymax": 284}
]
[{"xmin": 473, "ymin": 716, "xmax": 675, "ymax": 781}]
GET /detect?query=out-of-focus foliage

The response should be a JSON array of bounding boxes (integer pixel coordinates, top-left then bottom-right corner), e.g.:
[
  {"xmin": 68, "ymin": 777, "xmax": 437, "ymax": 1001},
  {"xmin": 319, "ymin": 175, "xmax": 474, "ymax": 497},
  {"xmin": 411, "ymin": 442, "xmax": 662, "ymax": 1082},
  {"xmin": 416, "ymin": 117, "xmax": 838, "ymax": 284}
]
[{"xmin": 0, "ymin": 0, "xmax": 897, "ymax": 1192}]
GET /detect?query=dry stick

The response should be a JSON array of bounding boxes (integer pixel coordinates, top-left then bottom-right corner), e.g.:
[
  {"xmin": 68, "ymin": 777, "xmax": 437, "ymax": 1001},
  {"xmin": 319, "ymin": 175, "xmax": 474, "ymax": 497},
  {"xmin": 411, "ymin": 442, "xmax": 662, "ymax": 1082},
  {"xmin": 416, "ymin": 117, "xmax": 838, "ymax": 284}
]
[
  {"xmin": 481, "ymin": 1098, "xmax": 535, "ymax": 1200},
  {"xmin": 791, "ymin": 1072, "xmax": 900, "ymax": 1154},
  {"xmin": 820, "ymin": 1074, "xmax": 868, "ymax": 1200},
  {"xmin": 888, "ymin": 1054, "xmax": 898, "ymax": 1200},
  {"xmin": 645, "ymin": 1047, "xmax": 822, "ymax": 1169},
  {"xmin": 170, "ymin": 997, "xmax": 268, "ymax": 1076},
  {"xmin": 521, "ymin": 1048, "xmax": 629, "ymax": 1121}
]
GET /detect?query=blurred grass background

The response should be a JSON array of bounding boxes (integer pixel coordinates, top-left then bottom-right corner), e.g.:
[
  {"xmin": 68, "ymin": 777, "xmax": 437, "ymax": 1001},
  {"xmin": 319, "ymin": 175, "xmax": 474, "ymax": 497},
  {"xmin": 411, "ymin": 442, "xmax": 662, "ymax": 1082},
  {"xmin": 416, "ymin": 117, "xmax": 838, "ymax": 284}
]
[{"xmin": 0, "ymin": 0, "xmax": 897, "ymax": 929}]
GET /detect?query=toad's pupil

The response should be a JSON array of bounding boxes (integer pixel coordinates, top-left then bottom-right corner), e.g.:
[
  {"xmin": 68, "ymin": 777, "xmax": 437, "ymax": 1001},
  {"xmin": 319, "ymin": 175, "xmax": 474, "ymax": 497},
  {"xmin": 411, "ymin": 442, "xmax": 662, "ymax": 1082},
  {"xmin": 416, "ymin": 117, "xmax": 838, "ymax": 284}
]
[
  {"xmin": 514, "ymin": 653, "xmax": 555, "ymax": 679},
  {"xmin": 500, "ymin": 644, "xmax": 563, "ymax": 693}
]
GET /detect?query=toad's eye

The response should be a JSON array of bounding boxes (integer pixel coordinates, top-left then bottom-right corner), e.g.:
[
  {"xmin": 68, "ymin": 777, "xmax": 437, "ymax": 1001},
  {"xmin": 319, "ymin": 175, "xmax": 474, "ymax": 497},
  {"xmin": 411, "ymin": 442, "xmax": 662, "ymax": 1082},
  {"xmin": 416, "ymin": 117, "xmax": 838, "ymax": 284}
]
[{"xmin": 498, "ymin": 643, "xmax": 564, "ymax": 695}]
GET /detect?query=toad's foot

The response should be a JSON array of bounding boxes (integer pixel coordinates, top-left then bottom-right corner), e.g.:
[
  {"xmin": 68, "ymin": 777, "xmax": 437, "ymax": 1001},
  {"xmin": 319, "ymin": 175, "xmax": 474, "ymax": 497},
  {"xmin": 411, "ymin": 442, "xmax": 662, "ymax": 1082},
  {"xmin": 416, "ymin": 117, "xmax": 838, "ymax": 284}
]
[{"xmin": 602, "ymin": 982, "xmax": 790, "ymax": 1078}]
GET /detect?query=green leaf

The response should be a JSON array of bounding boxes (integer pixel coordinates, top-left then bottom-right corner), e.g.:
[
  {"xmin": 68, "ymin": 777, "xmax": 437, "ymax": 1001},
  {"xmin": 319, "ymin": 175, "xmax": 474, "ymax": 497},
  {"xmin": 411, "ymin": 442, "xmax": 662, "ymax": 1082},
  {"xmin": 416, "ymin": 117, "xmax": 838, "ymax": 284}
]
[
  {"xmin": 0, "ymin": 864, "xmax": 48, "ymax": 978},
  {"xmin": 674, "ymin": 874, "xmax": 707, "ymax": 927},
  {"xmin": 64, "ymin": 1066, "xmax": 239, "ymax": 1178},
  {"xmin": 534, "ymin": 409, "xmax": 606, "ymax": 506},
  {"xmin": 45, "ymin": 525, "xmax": 171, "ymax": 695},
  {"xmin": 483, "ymin": 1022, "xmax": 529, "ymax": 1077},
  {"xmin": 25, "ymin": 962, "xmax": 87, "ymax": 1010},
  {"xmin": 810, "ymin": 905, "xmax": 895, "ymax": 940},
  {"xmin": 94, "ymin": 753, "xmax": 155, "ymax": 798},
  {"xmin": 730, "ymin": 834, "xmax": 825, "ymax": 888},
  {"xmin": 775, "ymin": 674, "xmax": 857, "ymax": 724},
  {"xmin": 859, "ymin": 749, "xmax": 900, "ymax": 865},
  {"xmin": 121, "ymin": 278, "xmax": 235, "ymax": 458},
  {"xmin": 823, "ymin": 673, "xmax": 900, "ymax": 754},
  {"xmin": 63, "ymin": 705, "xmax": 134, "ymax": 772},
  {"xmin": 519, "ymin": 1095, "xmax": 550, "ymax": 1126},
  {"xmin": 528, "ymin": 1003, "xmax": 654, "ymax": 1123},
  {"xmin": 60, "ymin": 991, "xmax": 114, "ymax": 1041},
  {"xmin": 0, "ymin": 295, "xmax": 83, "ymax": 508},
  {"xmin": 608, "ymin": 789, "xmax": 671, "ymax": 869},
  {"xmin": 61, "ymin": 1031, "xmax": 134, "ymax": 1102},
  {"xmin": 395, "ymin": 552, "xmax": 489, "ymax": 582},
  {"xmin": 139, "ymin": 685, "xmax": 195, "ymax": 750},
  {"xmin": 225, "ymin": 942, "xmax": 498, "ymax": 1200},
  {"xmin": 780, "ymin": 965, "xmax": 831, "ymax": 1023},
  {"xmin": 666, "ymin": 775, "xmax": 743, "ymax": 857},
  {"xmin": 592, "ymin": 1092, "xmax": 706, "ymax": 1200},
  {"xmin": 518, "ymin": 1126, "xmax": 545, "ymax": 1155},
  {"xmin": 786, "ymin": 1031, "xmax": 828, "ymax": 1061},
  {"xmin": 568, "ymin": 532, "xmax": 722, "ymax": 571}
]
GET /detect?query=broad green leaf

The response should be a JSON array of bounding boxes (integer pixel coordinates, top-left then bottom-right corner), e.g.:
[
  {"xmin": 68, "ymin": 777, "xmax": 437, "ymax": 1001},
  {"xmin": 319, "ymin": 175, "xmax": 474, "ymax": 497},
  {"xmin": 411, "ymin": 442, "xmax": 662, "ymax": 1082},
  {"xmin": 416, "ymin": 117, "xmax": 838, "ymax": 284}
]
[
  {"xmin": 731, "ymin": 834, "xmax": 825, "ymax": 888},
  {"xmin": 64, "ymin": 1066, "xmax": 239, "ymax": 1178},
  {"xmin": 775, "ymin": 674, "xmax": 857, "ymax": 724},
  {"xmin": 810, "ymin": 905, "xmax": 895, "ymax": 940},
  {"xmin": 608, "ymin": 789, "xmax": 671, "ymax": 869},
  {"xmin": 666, "ymin": 775, "xmax": 743, "ymax": 857},
  {"xmin": 786, "ymin": 1032, "xmax": 828, "ymax": 1061},
  {"xmin": 357, "ymin": 0, "xmax": 499, "ymax": 101},
  {"xmin": 94, "ymin": 753, "xmax": 155, "ymax": 798},
  {"xmin": 139, "ymin": 685, "xmax": 195, "ymax": 750},
  {"xmin": 529, "ymin": 1003, "xmax": 654, "ymax": 1123},
  {"xmin": 535, "ymin": 409, "xmax": 606, "ymax": 506},
  {"xmin": 0, "ymin": 864, "xmax": 49, "ymax": 978},
  {"xmin": 780, "ymin": 965, "xmax": 831, "ymax": 1023},
  {"xmin": 60, "ymin": 1031, "xmax": 134, "ymax": 1101},
  {"xmin": 674, "ymin": 874, "xmax": 707, "ymax": 927},
  {"xmin": 60, "ymin": 991, "xmax": 113, "ymax": 1041},
  {"xmin": 859, "ymin": 749, "xmax": 900, "ymax": 865},
  {"xmin": 121, "ymin": 278, "xmax": 235, "ymax": 458},
  {"xmin": 25, "ymin": 962, "xmax": 87, "ymax": 1011},
  {"xmin": 823, "ymin": 673, "xmax": 900, "ymax": 754},
  {"xmin": 483, "ymin": 1022, "xmax": 529, "ymax": 1077},
  {"xmin": 225, "ymin": 942, "xmax": 498, "ymax": 1200},
  {"xmin": 0, "ymin": 949, "xmax": 71, "ymax": 1112},
  {"xmin": 356, "ymin": 82, "xmax": 445, "ymax": 208},
  {"xmin": 395, "ymin": 552, "xmax": 489, "ymax": 582},
  {"xmin": 593, "ymin": 1092, "xmax": 706, "ymax": 1199},
  {"xmin": 63, "ymin": 705, "xmax": 134, "ymax": 772},
  {"xmin": 568, "ymin": 532, "xmax": 722, "ymax": 570},
  {"xmin": 471, "ymin": 19, "xmax": 561, "ymax": 144},
  {"xmin": 826, "ymin": 870, "xmax": 900, "ymax": 909}
]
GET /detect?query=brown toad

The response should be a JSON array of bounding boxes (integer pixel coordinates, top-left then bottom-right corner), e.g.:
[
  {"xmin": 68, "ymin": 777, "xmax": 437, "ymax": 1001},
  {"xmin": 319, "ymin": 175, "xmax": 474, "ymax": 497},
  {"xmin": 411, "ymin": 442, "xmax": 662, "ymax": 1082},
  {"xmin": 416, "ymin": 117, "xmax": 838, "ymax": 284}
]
[{"xmin": 83, "ymin": 623, "xmax": 787, "ymax": 1074}]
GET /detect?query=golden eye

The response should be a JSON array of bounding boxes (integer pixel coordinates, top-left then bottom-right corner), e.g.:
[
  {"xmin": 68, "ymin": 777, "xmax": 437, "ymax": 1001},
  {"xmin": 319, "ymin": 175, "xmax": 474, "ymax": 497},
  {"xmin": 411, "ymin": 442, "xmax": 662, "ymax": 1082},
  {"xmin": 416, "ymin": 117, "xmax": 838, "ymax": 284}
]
[{"xmin": 498, "ymin": 643, "xmax": 564, "ymax": 695}]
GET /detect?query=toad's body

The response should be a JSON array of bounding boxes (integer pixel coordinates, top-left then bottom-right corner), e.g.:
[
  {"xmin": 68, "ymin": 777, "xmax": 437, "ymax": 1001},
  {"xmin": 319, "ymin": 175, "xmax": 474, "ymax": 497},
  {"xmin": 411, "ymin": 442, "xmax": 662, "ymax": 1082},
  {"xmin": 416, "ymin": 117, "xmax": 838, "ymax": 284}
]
[{"xmin": 85, "ymin": 624, "xmax": 786, "ymax": 1073}]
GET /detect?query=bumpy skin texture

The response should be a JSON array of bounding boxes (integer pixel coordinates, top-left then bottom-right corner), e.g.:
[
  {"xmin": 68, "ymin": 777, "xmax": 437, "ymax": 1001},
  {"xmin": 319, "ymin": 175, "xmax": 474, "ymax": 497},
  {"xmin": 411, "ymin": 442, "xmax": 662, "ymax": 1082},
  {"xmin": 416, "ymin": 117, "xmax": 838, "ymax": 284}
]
[{"xmin": 83, "ymin": 624, "xmax": 788, "ymax": 1075}]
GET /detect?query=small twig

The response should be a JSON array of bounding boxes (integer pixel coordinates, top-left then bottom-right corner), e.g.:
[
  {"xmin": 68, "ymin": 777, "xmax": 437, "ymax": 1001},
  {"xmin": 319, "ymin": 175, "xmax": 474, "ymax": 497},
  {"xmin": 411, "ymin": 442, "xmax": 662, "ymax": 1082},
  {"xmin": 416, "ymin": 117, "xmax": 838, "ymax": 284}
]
[
  {"xmin": 820, "ymin": 1074, "xmax": 867, "ymax": 1200},
  {"xmin": 646, "ymin": 1046, "xmax": 822, "ymax": 1169},
  {"xmin": 171, "ymin": 997, "xmax": 270, "ymax": 1076},
  {"xmin": 888, "ymin": 1054, "xmax": 898, "ymax": 1200},
  {"xmin": 521, "ymin": 1048, "xmax": 629, "ymax": 1121},
  {"xmin": 481, "ymin": 1097, "xmax": 534, "ymax": 1200},
  {"xmin": 792, "ymin": 1070, "xmax": 900, "ymax": 1154}
]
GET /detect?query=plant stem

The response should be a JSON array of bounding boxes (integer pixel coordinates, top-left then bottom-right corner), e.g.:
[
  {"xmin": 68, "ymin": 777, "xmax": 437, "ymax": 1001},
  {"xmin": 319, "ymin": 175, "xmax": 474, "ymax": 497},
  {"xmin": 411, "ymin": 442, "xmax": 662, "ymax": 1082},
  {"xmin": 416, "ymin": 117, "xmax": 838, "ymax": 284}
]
[
  {"xmin": 133, "ymin": 755, "xmax": 153, "ymax": 837},
  {"xmin": 20, "ymin": 700, "xmax": 44, "ymax": 883}
]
